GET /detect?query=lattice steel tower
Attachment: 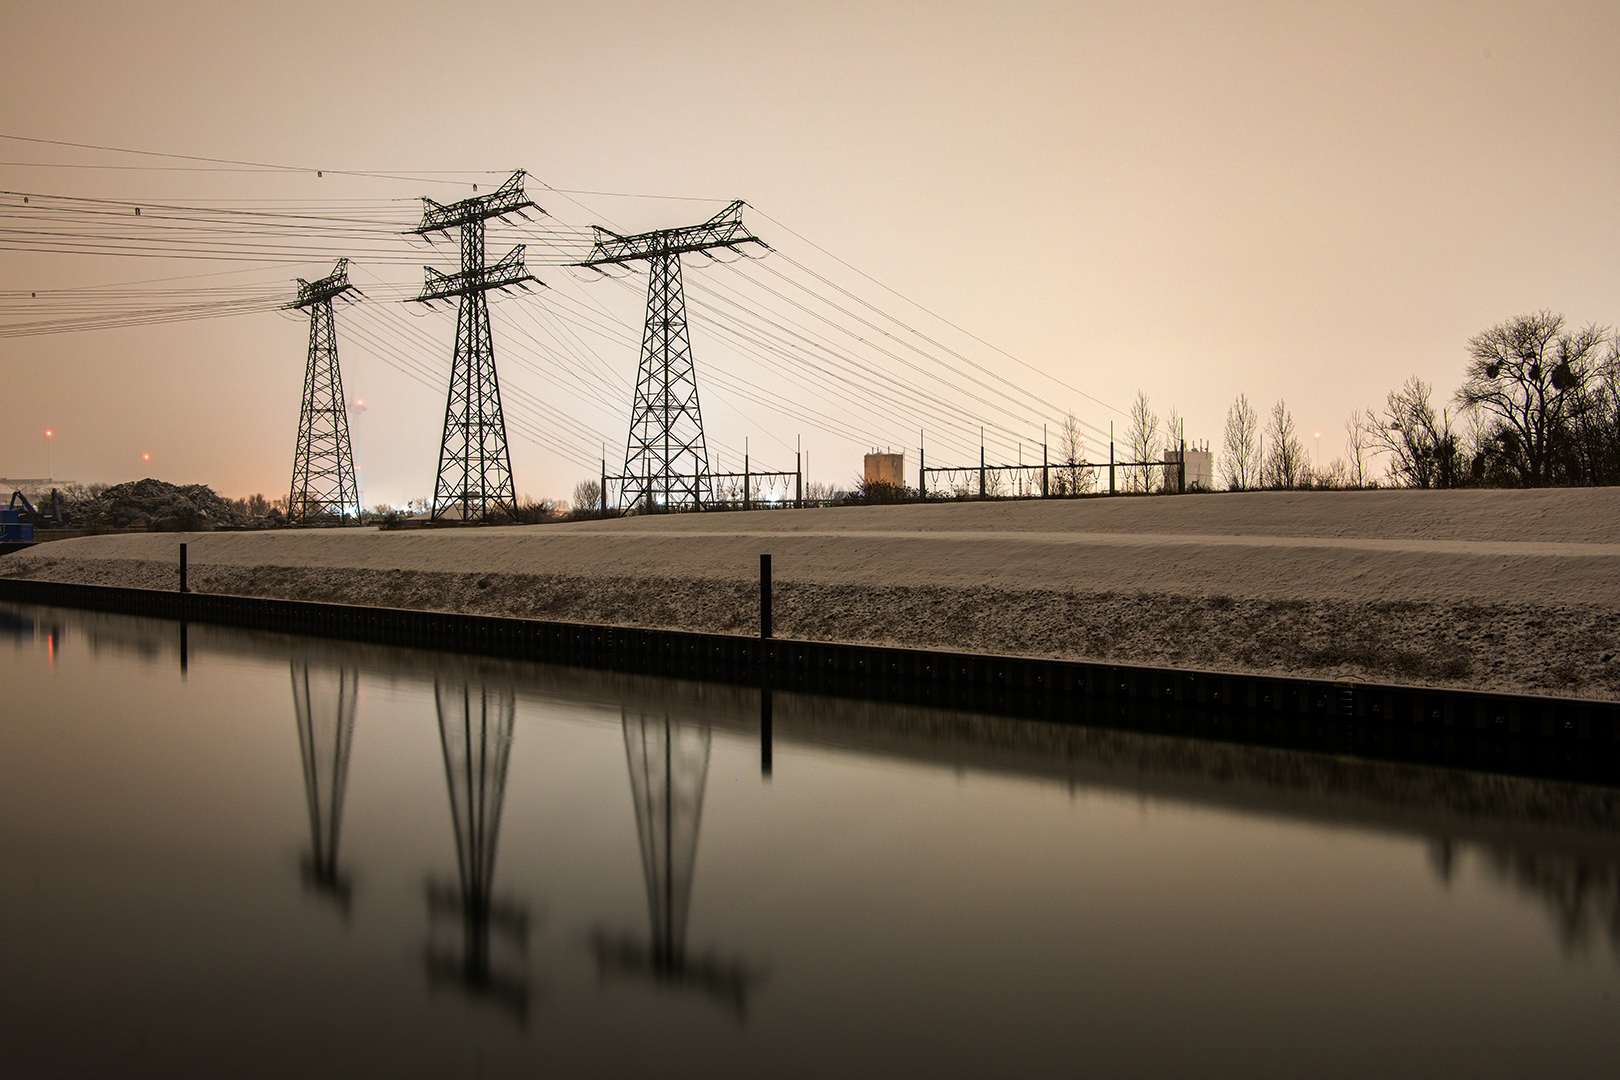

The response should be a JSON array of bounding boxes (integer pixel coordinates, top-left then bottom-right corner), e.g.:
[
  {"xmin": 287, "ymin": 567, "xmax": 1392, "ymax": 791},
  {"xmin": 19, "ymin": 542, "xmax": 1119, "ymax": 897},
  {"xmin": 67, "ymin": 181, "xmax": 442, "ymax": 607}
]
[
  {"xmin": 287, "ymin": 259, "xmax": 360, "ymax": 524},
  {"xmin": 578, "ymin": 202, "xmax": 764, "ymax": 512},
  {"xmin": 411, "ymin": 172, "xmax": 541, "ymax": 523}
]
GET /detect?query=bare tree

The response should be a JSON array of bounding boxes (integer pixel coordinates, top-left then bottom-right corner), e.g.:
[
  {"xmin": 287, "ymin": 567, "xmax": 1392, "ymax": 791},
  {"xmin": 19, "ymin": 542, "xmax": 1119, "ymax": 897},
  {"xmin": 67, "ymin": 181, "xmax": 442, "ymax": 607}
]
[
  {"xmin": 1056, "ymin": 411, "xmax": 1096, "ymax": 494},
  {"xmin": 1126, "ymin": 391, "xmax": 1159, "ymax": 493},
  {"xmin": 1372, "ymin": 377, "xmax": 1462, "ymax": 488},
  {"xmin": 1261, "ymin": 400, "xmax": 1305, "ymax": 488},
  {"xmin": 1345, "ymin": 410, "xmax": 1376, "ymax": 488},
  {"xmin": 1221, "ymin": 394, "xmax": 1260, "ymax": 490},
  {"xmin": 1459, "ymin": 311, "xmax": 1612, "ymax": 486},
  {"xmin": 572, "ymin": 478, "xmax": 602, "ymax": 516},
  {"xmin": 1316, "ymin": 457, "xmax": 1351, "ymax": 489}
]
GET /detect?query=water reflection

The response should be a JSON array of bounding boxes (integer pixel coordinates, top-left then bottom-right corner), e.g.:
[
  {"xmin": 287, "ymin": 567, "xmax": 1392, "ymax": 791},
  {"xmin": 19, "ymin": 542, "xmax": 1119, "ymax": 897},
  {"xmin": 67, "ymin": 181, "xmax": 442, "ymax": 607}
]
[
  {"xmin": 8, "ymin": 602, "xmax": 1620, "ymax": 1073},
  {"xmin": 291, "ymin": 662, "xmax": 358, "ymax": 914},
  {"xmin": 425, "ymin": 677, "xmax": 530, "ymax": 1018},
  {"xmin": 592, "ymin": 711, "xmax": 763, "ymax": 1017},
  {"xmin": 0, "ymin": 608, "xmax": 33, "ymax": 638},
  {"xmin": 1470, "ymin": 842, "xmax": 1620, "ymax": 956}
]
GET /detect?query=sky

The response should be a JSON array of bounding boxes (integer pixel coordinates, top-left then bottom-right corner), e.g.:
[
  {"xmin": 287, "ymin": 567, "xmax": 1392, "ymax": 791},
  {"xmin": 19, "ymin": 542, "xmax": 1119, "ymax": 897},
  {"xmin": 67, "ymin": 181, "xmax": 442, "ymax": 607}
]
[{"xmin": 1, "ymin": 0, "xmax": 1616, "ymax": 504}]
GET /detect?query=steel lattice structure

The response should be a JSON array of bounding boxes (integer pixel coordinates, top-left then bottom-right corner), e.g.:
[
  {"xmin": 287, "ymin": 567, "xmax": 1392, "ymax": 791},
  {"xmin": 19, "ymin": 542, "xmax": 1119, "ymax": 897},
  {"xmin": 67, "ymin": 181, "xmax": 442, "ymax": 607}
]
[
  {"xmin": 589, "ymin": 710, "xmax": 759, "ymax": 1015},
  {"xmin": 287, "ymin": 259, "xmax": 360, "ymax": 524},
  {"xmin": 426, "ymin": 677, "xmax": 529, "ymax": 1014},
  {"xmin": 578, "ymin": 201, "xmax": 765, "ymax": 512},
  {"xmin": 292, "ymin": 661, "xmax": 358, "ymax": 911},
  {"xmin": 411, "ymin": 171, "xmax": 541, "ymax": 523}
]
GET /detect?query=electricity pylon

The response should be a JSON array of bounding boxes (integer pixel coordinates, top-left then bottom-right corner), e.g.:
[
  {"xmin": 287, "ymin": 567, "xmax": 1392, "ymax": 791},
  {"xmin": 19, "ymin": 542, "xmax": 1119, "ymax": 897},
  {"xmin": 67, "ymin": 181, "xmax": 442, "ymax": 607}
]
[
  {"xmin": 287, "ymin": 259, "xmax": 360, "ymax": 524},
  {"xmin": 425, "ymin": 677, "xmax": 529, "ymax": 1017},
  {"xmin": 291, "ymin": 661, "xmax": 358, "ymax": 914},
  {"xmin": 591, "ymin": 711, "xmax": 760, "ymax": 1016},
  {"xmin": 578, "ymin": 201, "xmax": 765, "ymax": 512},
  {"xmin": 411, "ymin": 171, "xmax": 542, "ymax": 523}
]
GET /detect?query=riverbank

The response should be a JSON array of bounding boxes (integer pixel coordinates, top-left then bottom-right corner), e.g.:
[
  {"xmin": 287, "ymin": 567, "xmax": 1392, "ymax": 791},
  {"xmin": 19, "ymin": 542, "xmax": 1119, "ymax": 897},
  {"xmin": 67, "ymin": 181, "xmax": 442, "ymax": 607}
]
[{"xmin": 5, "ymin": 488, "xmax": 1619, "ymax": 698}]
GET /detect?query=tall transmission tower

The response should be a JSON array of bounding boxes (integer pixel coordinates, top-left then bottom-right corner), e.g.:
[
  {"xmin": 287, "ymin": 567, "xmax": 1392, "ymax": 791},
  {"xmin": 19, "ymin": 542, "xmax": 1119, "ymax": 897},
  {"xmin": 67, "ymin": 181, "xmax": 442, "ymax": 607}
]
[
  {"xmin": 287, "ymin": 259, "xmax": 360, "ymax": 524},
  {"xmin": 578, "ymin": 201, "xmax": 765, "ymax": 512},
  {"xmin": 411, "ymin": 171, "xmax": 542, "ymax": 523}
]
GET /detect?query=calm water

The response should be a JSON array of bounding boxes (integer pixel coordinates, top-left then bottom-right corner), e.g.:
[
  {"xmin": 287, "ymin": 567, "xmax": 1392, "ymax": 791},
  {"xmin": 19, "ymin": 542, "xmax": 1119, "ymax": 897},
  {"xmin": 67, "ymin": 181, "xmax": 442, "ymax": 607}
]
[{"xmin": 2, "ymin": 604, "xmax": 1618, "ymax": 1078}]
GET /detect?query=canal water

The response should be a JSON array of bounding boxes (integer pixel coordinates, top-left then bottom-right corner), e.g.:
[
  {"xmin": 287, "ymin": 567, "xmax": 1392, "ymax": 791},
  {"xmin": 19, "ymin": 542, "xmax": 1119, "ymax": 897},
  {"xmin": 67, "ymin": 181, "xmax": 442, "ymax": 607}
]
[{"xmin": 2, "ymin": 604, "xmax": 1617, "ymax": 1078}]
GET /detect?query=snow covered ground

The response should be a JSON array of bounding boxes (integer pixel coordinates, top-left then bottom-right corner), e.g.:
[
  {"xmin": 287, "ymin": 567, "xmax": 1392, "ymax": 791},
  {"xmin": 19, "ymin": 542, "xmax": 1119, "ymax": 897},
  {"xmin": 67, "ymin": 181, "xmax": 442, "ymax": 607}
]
[{"xmin": 6, "ymin": 488, "xmax": 1619, "ymax": 698}]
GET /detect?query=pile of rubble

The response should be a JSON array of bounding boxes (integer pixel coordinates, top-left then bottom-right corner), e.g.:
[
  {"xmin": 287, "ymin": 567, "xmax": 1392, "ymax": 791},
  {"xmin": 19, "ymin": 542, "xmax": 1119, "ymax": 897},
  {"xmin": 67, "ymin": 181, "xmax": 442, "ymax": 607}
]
[{"xmin": 69, "ymin": 478, "xmax": 274, "ymax": 532}]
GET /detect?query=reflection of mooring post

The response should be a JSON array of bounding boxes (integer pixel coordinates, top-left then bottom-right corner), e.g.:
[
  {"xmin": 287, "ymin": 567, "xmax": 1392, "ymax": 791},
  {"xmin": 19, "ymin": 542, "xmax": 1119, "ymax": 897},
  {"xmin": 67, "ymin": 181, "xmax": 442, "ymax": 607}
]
[
  {"xmin": 761, "ymin": 687, "xmax": 773, "ymax": 778},
  {"xmin": 291, "ymin": 662, "xmax": 358, "ymax": 913},
  {"xmin": 179, "ymin": 621, "xmax": 188, "ymax": 678},
  {"xmin": 425, "ymin": 678, "xmax": 529, "ymax": 1018},
  {"xmin": 592, "ymin": 712, "xmax": 762, "ymax": 1017}
]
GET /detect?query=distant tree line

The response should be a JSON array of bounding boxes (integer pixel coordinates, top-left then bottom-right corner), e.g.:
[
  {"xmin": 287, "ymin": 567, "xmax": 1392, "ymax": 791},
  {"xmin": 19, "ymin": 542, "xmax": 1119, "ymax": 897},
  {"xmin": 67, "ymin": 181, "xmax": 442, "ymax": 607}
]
[{"xmin": 1217, "ymin": 311, "xmax": 1619, "ymax": 491}]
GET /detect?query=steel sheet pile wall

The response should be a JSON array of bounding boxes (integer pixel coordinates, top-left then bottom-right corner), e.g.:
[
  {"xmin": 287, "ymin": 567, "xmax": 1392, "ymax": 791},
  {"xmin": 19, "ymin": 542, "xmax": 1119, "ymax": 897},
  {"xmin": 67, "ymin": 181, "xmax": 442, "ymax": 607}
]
[{"xmin": 3, "ymin": 577, "xmax": 1615, "ymax": 785}]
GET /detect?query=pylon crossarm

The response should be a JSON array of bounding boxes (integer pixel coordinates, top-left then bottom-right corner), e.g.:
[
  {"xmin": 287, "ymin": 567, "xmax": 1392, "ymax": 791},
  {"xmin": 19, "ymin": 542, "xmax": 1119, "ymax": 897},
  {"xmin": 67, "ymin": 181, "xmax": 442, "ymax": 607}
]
[
  {"xmin": 577, "ymin": 200, "xmax": 763, "ymax": 268},
  {"xmin": 415, "ymin": 245, "xmax": 539, "ymax": 303},
  {"xmin": 411, "ymin": 171, "xmax": 538, "ymax": 235},
  {"xmin": 291, "ymin": 258, "xmax": 354, "ymax": 310}
]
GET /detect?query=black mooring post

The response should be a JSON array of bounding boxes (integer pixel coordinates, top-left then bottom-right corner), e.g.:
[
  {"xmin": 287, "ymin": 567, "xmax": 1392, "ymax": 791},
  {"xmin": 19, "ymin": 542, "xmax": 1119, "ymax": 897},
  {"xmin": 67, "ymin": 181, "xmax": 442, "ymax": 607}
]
[
  {"xmin": 761, "ymin": 685, "xmax": 773, "ymax": 777},
  {"xmin": 760, "ymin": 553, "xmax": 772, "ymax": 639},
  {"xmin": 179, "ymin": 543, "xmax": 188, "ymax": 593}
]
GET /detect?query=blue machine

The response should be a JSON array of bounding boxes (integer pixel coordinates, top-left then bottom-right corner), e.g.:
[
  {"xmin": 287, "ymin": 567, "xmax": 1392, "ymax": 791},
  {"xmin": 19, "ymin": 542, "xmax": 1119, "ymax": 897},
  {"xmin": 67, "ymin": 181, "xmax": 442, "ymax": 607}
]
[{"xmin": 3, "ymin": 491, "xmax": 37, "ymax": 541}]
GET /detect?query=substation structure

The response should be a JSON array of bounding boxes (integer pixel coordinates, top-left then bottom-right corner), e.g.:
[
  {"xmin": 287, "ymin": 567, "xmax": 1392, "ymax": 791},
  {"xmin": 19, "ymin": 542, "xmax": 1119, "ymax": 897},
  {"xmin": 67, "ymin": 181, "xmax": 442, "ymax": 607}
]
[
  {"xmin": 579, "ymin": 201, "xmax": 769, "ymax": 513},
  {"xmin": 412, "ymin": 171, "xmax": 542, "ymax": 524},
  {"xmin": 287, "ymin": 259, "xmax": 362, "ymax": 524},
  {"xmin": 918, "ymin": 428, "xmax": 1208, "ymax": 499},
  {"xmin": 597, "ymin": 448, "xmax": 805, "ymax": 514}
]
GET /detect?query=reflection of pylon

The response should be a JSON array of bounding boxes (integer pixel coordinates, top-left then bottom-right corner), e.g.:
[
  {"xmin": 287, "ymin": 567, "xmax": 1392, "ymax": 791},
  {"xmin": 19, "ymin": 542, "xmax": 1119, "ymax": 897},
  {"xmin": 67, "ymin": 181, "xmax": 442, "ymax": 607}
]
[
  {"xmin": 291, "ymin": 662, "xmax": 358, "ymax": 913},
  {"xmin": 592, "ymin": 711, "xmax": 761, "ymax": 1016},
  {"xmin": 425, "ymin": 678, "xmax": 529, "ymax": 1017},
  {"xmin": 287, "ymin": 260, "xmax": 360, "ymax": 524},
  {"xmin": 411, "ymin": 172, "xmax": 542, "ymax": 523},
  {"xmin": 577, "ymin": 202, "xmax": 765, "ymax": 512}
]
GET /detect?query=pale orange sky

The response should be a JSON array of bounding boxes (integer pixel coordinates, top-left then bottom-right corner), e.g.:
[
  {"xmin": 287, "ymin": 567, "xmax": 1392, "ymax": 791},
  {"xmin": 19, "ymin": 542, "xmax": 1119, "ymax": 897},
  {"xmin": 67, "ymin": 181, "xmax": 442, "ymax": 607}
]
[{"xmin": 2, "ymin": 1, "xmax": 1616, "ymax": 503}]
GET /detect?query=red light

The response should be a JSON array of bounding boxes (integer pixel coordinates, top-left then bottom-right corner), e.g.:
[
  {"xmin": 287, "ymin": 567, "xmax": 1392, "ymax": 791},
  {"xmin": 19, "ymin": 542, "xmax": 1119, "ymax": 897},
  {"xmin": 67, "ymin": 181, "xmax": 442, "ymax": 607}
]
[
  {"xmin": 44, "ymin": 430, "xmax": 52, "ymax": 437},
  {"xmin": 142, "ymin": 453, "xmax": 150, "ymax": 461}
]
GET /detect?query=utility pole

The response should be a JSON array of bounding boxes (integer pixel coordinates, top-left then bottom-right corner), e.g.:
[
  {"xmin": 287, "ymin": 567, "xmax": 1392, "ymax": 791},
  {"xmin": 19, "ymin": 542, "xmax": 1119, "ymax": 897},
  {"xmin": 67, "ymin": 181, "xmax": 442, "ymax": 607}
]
[
  {"xmin": 577, "ymin": 202, "xmax": 765, "ymax": 513},
  {"xmin": 1042, "ymin": 424, "xmax": 1049, "ymax": 498},
  {"xmin": 919, "ymin": 429, "xmax": 926, "ymax": 499},
  {"xmin": 979, "ymin": 427, "xmax": 986, "ymax": 499},
  {"xmin": 411, "ymin": 171, "xmax": 540, "ymax": 524},
  {"xmin": 287, "ymin": 259, "xmax": 360, "ymax": 524}
]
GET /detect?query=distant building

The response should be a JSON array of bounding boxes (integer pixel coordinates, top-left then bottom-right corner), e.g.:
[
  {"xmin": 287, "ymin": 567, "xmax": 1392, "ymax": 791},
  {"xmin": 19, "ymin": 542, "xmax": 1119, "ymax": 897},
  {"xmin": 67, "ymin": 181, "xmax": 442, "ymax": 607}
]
[
  {"xmin": 864, "ymin": 452, "xmax": 905, "ymax": 487},
  {"xmin": 1161, "ymin": 446, "xmax": 1214, "ymax": 492}
]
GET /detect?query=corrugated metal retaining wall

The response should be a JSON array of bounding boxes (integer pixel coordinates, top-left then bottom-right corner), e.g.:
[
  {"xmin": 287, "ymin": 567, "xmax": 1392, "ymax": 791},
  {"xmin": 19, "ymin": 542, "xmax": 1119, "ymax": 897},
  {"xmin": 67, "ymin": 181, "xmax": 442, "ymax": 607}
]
[{"xmin": 3, "ymin": 577, "xmax": 1616, "ymax": 773}]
